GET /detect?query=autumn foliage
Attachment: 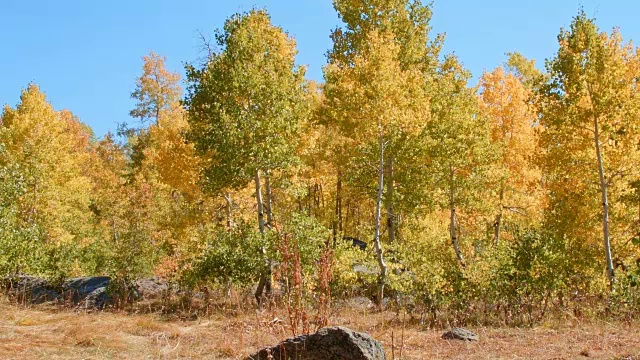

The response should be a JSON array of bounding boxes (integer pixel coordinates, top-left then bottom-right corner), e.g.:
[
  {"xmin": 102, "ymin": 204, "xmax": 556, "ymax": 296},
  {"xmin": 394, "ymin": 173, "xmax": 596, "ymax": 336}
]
[{"xmin": 1, "ymin": 4, "xmax": 640, "ymax": 324}]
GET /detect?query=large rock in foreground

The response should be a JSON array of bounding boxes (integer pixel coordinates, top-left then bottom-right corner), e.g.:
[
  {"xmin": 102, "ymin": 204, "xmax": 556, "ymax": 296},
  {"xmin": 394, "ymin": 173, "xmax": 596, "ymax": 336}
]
[{"xmin": 248, "ymin": 326, "xmax": 386, "ymax": 360}]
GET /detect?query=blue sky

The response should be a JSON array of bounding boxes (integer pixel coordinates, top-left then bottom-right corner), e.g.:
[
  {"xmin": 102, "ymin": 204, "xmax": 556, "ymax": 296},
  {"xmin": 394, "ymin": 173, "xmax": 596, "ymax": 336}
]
[{"xmin": 1, "ymin": 0, "xmax": 639, "ymax": 137}]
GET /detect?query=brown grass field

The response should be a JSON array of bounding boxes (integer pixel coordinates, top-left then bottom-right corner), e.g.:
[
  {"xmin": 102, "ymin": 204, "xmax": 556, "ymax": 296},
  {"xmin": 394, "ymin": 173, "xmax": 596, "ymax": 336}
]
[{"xmin": 0, "ymin": 296, "xmax": 639, "ymax": 360}]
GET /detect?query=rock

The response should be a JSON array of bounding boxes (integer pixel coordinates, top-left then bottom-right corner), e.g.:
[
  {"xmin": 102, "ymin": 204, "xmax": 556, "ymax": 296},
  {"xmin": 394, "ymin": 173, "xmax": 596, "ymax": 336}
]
[
  {"xmin": 83, "ymin": 286, "xmax": 110, "ymax": 309},
  {"xmin": 3, "ymin": 275, "xmax": 61, "ymax": 304},
  {"xmin": 352, "ymin": 264, "xmax": 377, "ymax": 275},
  {"xmin": 2, "ymin": 275, "xmax": 113, "ymax": 308},
  {"xmin": 345, "ymin": 296, "xmax": 374, "ymax": 311},
  {"xmin": 2, "ymin": 275, "xmax": 173, "ymax": 309},
  {"xmin": 442, "ymin": 328, "xmax": 479, "ymax": 341},
  {"xmin": 248, "ymin": 326, "xmax": 386, "ymax": 360},
  {"xmin": 63, "ymin": 276, "xmax": 111, "ymax": 308},
  {"xmin": 133, "ymin": 277, "xmax": 170, "ymax": 300}
]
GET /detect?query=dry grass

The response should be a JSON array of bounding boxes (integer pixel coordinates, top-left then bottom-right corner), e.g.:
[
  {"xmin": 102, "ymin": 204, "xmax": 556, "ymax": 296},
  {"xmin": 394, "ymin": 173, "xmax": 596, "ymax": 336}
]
[{"xmin": 0, "ymin": 296, "xmax": 638, "ymax": 359}]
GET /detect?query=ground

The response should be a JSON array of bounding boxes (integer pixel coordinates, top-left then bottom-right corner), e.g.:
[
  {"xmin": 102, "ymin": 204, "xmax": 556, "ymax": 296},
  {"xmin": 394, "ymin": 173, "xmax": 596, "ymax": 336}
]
[{"xmin": 0, "ymin": 297, "xmax": 638, "ymax": 359}]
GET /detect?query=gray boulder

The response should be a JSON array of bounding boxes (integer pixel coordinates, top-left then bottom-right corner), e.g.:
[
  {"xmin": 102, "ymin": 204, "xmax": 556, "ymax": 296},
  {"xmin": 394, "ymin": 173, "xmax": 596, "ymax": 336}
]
[
  {"xmin": 82, "ymin": 286, "xmax": 110, "ymax": 309},
  {"xmin": 63, "ymin": 276, "xmax": 111, "ymax": 308},
  {"xmin": 133, "ymin": 277, "xmax": 170, "ymax": 300},
  {"xmin": 248, "ymin": 326, "xmax": 386, "ymax": 360},
  {"xmin": 442, "ymin": 327, "xmax": 479, "ymax": 341},
  {"xmin": 352, "ymin": 264, "xmax": 377, "ymax": 275},
  {"xmin": 344, "ymin": 296, "xmax": 374, "ymax": 311},
  {"xmin": 4, "ymin": 275, "xmax": 61, "ymax": 304}
]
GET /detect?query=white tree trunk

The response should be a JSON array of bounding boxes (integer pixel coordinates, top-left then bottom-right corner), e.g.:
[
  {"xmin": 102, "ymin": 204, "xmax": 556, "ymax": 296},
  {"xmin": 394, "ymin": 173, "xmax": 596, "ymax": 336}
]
[
  {"xmin": 254, "ymin": 170, "xmax": 270, "ymax": 303},
  {"xmin": 265, "ymin": 171, "xmax": 274, "ymax": 228},
  {"xmin": 224, "ymin": 192, "xmax": 233, "ymax": 228},
  {"xmin": 334, "ymin": 170, "xmax": 343, "ymax": 246},
  {"xmin": 449, "ymin": 166, "xmax": 465, "ymax": 267},
  {"xmin": 255, "ymin": 170, "xmax": 265, "ymax": 234},
  {"xmin": 373, "ymin": 135, "xmax": 388, "ymax": 309},
  {"xmin": 264, "ymin": 171, "xmax": 274, "ymax": 295},
  {"xmin": 385, "ymin": 157, "xmax": 396, "ymax": 243},
  {"xmin": 594, "ymin": 117, "xmax": 615, "ymax": 288},
  {"xmin": 493, "ymin": 183, "xmax": 504, "ymax": 247}
]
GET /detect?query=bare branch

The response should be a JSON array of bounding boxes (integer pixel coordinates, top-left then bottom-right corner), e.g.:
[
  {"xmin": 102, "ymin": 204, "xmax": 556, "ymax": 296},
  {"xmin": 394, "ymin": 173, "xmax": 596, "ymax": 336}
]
[{"xmin": 195, "ymin": 29, "xmax": 214, "ymax": 66}]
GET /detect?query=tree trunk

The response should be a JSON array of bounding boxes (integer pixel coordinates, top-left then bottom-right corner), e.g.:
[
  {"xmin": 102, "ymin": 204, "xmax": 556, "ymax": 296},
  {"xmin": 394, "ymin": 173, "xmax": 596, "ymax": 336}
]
[
  {"xmin": 334, "ymin": 170, "xmax": 343, "ymax": 246},
  {"xmin": 224, "ymin": 192, "xmax": 233, "ymax": 228},
  {"xmin": 594, "ymin": 116, "xmax": 615, "ymax": 288},
  {"xmin": 449, "ymin": 166, "xmax": 465, "ymax": 268},
  {"xmin": 265, "ymin": 171, "xmax": 274, "ymax": 228},
  {"xmin": 345, "ymin": 202, "xmax": 350, "ymax": 236},
  {"xmin": 373, "ymin": 135, "xmax": 388, "ymax": 309},
  {"xmin": 254, "ymin": 170, "xmax": 270, "ymax": 303},
  {"xmin": 493, "ymin": 182, "xmax": 504, "ymax": 247},
  {"xmin": 255, "ymin": 170, "xmax": 266, "ymax": 233},
  {"xmin": 385, "ymin": 157, "xmax": 396, "ymax": 243},
  {"xmin": 264, "ymin": 171, "xmax": 274, "ymax": 295}
]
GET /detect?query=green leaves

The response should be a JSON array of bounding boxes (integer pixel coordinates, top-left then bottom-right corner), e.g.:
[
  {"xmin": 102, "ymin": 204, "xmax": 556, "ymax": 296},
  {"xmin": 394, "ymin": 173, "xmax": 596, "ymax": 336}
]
[
  {"xmin": 324, "ymin": 1, "xmax": 436, "ymax": 227},
  {"xmin": 425, "ymin": 55, "xmax": 496, "ymax": 209},
  {"xmin": 182, "ymin": 222, "xmax": 265, "ymax": 287},
  {"xmin": 185, "ymin": 9, "xmax": 306, "ymax": 193},
  {"xmin": 330, "ymin": 0, "xmax": 440, "ymax": 71}
]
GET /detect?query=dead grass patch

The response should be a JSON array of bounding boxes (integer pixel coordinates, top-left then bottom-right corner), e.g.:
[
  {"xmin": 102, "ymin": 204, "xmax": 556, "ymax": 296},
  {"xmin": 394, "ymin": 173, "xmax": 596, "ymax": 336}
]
[{"xmin": 0, "ymin": 297, "xmax": 638, "ymax": 359}]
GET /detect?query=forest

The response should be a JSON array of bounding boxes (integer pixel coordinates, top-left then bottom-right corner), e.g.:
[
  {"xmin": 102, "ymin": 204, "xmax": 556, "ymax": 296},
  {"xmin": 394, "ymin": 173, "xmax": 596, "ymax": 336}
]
[{"xmin": 2, "ymin": 0, "xmax": 640, "ymax": 333}]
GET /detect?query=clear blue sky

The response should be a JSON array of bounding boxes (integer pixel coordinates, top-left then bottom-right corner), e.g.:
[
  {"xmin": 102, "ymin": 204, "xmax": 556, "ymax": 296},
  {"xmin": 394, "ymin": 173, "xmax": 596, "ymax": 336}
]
[{"xmin": 1, "ymin": 0, "xmax": 638, "ymax": 137}]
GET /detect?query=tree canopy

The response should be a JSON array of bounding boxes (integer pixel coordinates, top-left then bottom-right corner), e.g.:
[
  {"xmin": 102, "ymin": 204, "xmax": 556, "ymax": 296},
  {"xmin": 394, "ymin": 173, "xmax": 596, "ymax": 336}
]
[{"xmin": 2, "ymin": 5, "xmax": 640, "ymax": 323}]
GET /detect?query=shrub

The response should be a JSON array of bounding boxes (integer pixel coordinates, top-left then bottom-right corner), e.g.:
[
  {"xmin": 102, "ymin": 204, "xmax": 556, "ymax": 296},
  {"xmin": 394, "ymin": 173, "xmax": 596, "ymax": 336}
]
[{"xmin": 180, "ymin": 222, "xmax": 265, "ymax": 288}]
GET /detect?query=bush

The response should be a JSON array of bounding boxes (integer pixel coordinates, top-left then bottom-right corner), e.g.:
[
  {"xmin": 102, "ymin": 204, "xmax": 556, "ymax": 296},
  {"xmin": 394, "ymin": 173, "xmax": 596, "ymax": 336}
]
[
  {"xmin": 485, "ymin": 229, "xmax": 565, "ymax": 322},
  {"xmin": 331, "ymin": 236, "xmax": 376, "ymax": 298},
  {"xmin": 277, "ymin": 213, "xmax": 331, "ymax": 278},
  {"xmin": 611, "ymin": 238, "xmax": 640, "ymax": 317},
  {"xmin": 180, "ymin": 222, "xmax": 265, "ymax": 288}
]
